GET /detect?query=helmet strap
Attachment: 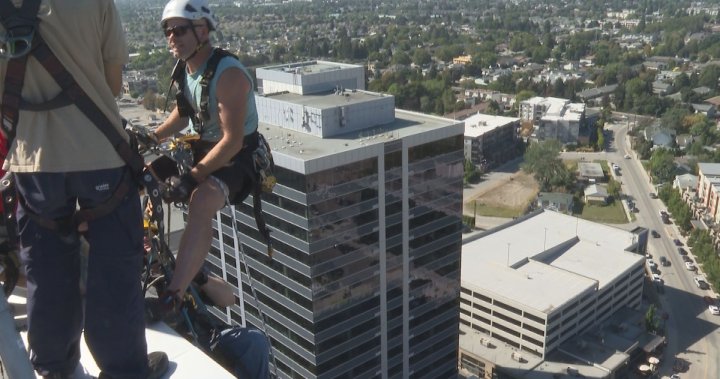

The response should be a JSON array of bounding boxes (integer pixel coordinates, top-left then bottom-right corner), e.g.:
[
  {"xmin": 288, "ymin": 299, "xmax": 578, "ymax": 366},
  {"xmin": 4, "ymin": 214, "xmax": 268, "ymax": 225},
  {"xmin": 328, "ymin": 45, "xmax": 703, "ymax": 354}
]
[{"xmin": 183, "ymin": 26, "xmax": 209, "ymax": 62}]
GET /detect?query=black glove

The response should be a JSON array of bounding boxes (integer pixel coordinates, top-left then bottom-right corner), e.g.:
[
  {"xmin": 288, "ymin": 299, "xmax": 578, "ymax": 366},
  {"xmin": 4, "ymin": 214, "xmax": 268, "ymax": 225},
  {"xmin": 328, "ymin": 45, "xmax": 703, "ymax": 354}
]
[{"xmin": 163, "ymin": 173, "xmax": 198, "ymax": 203}]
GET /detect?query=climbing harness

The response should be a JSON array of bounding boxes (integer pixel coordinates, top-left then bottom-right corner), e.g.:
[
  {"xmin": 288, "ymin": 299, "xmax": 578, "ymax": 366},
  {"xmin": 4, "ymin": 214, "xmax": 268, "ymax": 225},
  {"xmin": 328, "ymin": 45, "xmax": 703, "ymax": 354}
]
[{"xmin": 0, "ymin": 0, "xmax": 148, "ymax": 244}]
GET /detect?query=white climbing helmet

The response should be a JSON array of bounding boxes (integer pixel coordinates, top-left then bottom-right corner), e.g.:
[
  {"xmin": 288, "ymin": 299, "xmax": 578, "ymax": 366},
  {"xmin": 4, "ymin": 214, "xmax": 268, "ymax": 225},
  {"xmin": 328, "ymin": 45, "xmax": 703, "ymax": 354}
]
[{"xmin": 161, "ymin": 0, "xmax": 218, "ymax": 30}]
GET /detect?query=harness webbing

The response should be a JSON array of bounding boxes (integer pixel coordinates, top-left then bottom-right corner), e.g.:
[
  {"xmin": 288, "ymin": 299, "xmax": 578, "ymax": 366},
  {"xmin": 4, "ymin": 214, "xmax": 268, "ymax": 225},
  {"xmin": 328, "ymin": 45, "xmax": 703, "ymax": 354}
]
[
  {"xmin": 172, "ymin": 49, "xmax": 274, "ymax": 256},
  {"xmin": 0, "ymin": 0, "xmax": 148, "ymax": 240}
]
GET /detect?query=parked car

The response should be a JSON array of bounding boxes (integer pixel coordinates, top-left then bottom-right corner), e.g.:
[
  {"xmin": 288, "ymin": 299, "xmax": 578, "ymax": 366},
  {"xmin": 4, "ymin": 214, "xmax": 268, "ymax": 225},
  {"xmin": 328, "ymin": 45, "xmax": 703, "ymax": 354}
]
[
  {"xmin": 685, "ymin": 261, "xmax": 696, "ymax": 271},
  {"xmin": 649, "ymin": 192, "xmax": 658, "ymax": 199},
  {"xmin": 678, "ymin": 247, "xmax": 688, "ymax": 255},
  {"xmin": 659, "ymin": 256, "xmax": 670, "ymax": 266},
  {"xmin": 673, "ymin": 239, "xmax": 683, "ymax": 246},
  {"xmin": 694, "ymin": 276, "xmax": 710, "ymax": 290},
  {"xmin": 703, "ymin": 296, "xmax": 716, "ymax": 305},
  {"xmin": 709, "ymin": 305, "xmax": 720, "ymax": 315},
  {"xmin": 651, "ymin": 230, "xmax": 660, "ymax": 238},
  {"xmin": 682, "ymin": 255, "xmax": 692, "ymax": 263},
  {"xmin": 624, "ymin": 153, "xmax": 631, "ymax": 159}
]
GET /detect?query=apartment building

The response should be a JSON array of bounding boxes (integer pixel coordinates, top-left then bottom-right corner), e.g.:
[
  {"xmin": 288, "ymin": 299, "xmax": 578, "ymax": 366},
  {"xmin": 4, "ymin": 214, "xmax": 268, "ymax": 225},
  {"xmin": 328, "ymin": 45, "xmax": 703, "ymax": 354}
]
[
  {"xmin": 696, "ymin": 162, "xmax": 720, "ymax": 222},
  {"xmin": 462, "ymin": 113, "xmax": 521, "ymax": 169},
  {"xmin": 203, "ymin": 61, "xmax": 465, "ymax": 379},
  {"xmin": 519, "ymin": 97, "xmax": 585, "ymax": 144},
  {"xmin": 458, "ymin": 210, "xmax": 646, "ymax": 378}
]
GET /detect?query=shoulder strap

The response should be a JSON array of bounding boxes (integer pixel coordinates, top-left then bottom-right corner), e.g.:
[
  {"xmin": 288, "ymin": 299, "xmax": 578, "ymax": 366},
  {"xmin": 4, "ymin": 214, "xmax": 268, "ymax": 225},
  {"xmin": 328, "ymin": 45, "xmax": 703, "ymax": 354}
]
[
  {"xmin": 0, "ymin": 26, "xmax": 144, "ymax": 177},
  {"xmin": 198, "ymin": 48, "xmax": 238, "ymax": 122}
]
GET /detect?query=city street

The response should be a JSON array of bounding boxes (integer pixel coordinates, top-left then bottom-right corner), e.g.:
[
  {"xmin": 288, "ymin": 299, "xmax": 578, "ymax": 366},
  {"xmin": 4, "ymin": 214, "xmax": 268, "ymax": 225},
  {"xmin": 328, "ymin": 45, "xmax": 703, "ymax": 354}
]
[{"xmin": 603, "ymin": 119, "xmax": 720, "ymax": 379}]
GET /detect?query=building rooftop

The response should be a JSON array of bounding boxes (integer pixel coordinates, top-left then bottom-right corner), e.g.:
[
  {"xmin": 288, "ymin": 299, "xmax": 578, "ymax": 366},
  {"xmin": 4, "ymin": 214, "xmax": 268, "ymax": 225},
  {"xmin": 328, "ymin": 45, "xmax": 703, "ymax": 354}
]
[
  {"xmin": 698, "ymin": 162, "xmax": 720, "ymax": 177},
  {"xmin": 258, "ymin": 60, "xmax": 361, "ymax": 76},
  {"xmin": 9, "ymin": 287, "xmax": 234, "ymax": 379},
  {"xmin": 463, "ymin": 113, "xmax": 519, "ymax": 138},
  {"xmin": 461, "ymin": 210, "xmax": 643, "ymax": 313},
  {"xmin": 523, "ymin": 97, "xmax": 584, "ymax": 122},
  {"xmin": 258, "ymin": 106, "xmax": 463, "ymax": 174},
  {"xmin": 578, "ymin": 162, "xmax": 604, "ymax": 178}
]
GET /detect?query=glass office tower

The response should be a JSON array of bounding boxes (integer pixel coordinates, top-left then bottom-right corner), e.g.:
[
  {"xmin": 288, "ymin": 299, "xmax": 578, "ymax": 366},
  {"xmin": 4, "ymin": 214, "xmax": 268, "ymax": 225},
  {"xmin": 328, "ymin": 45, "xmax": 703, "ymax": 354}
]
[{"xmin": 203, "ymin": 61, "xmax": 464, "ymax": 379}]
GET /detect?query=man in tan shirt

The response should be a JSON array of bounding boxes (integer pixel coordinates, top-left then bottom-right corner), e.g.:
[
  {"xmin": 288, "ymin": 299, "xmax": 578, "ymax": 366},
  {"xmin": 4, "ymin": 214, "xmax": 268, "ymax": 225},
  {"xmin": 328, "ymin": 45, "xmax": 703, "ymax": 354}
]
[{"xmin": 0, "ymin": 1, "xmax": 167, "ymax": 378}]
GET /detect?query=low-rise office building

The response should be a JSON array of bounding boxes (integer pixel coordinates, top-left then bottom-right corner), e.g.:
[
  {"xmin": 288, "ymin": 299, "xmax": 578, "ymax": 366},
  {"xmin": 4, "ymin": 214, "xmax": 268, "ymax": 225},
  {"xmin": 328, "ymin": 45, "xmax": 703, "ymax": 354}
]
[{"xmin": 459, "ymin": 210, "xmax": 647, "ymax": 378}]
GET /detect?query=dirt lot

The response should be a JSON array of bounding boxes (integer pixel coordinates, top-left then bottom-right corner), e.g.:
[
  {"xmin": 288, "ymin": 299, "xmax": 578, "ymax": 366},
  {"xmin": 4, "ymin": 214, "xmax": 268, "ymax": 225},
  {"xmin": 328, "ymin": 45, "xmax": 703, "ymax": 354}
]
[{"xmin": 465, "ymin": 170, "xmax": 539, "ymax": 216}]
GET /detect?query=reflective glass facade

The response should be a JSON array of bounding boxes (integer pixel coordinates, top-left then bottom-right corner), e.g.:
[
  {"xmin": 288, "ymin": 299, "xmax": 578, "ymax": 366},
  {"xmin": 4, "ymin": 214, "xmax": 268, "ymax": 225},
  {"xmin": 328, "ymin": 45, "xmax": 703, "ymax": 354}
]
[{"xmin": 206, "ymin": 133, "xmax": 464, "ymax": 379}]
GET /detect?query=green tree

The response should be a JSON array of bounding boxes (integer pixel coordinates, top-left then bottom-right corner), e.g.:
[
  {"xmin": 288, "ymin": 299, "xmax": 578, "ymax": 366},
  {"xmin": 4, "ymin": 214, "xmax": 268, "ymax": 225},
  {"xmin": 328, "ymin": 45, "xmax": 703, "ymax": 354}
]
[
  {"xmin": 645, "ymin": 304, "xmax": 660, "ymax": 333},
  {"xmin": 649, "ymin": 148, "xmax": 676, "ymax": 184},
  {"xmin": 521, "ymin": 140, "xmax": 573, "ymax": 191},
  {"xmin": 464, "ymin": 159, "xmax": 480, "ymax": 185}
]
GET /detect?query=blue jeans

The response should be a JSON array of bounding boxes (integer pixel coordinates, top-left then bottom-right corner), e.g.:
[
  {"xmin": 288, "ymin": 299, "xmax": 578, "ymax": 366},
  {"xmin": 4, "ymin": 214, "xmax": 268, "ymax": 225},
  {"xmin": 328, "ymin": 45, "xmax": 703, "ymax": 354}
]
[
  {"xmin": 212, "ymin": 327, "xmax": 270, "ymax": 379},
  {"xmin": 16, "ymin": 167, "xmax": 149, "ymax": 378}
]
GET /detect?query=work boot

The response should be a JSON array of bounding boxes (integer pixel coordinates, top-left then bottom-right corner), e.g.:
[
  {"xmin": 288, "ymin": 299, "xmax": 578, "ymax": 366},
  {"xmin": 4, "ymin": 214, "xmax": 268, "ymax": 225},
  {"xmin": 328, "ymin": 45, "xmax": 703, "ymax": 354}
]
[
  {"xmin": 144, "ymin": 290, "xmax": 180, "ymax": 323},
  {"xmin": 96, "ymin": 351, "xmax": 169, "ymax": 379},
  {"xmin": 147, "ymin": 351, "xmax": 169, "ymax": 379}
]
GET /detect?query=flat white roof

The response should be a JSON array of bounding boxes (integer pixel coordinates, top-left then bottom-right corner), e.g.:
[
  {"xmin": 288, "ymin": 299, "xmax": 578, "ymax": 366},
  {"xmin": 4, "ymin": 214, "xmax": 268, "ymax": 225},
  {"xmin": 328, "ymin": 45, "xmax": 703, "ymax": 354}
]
[
  {"xmin": 461, "ymin": 210, "xmax": 643, "ymax": 313},
  {"xmin": 524, "ymin": 97, "xmax": 584, "ymax": 122},
  {"xmin": 463, "ymin": 113, "xmax": 519, "ymax": 138},
  {"xmin": 699, "ymin": 162, "xmax": 720, "ymax": 177},
  {"xmin": 9, "ymin": 288, "xmax": 234, "ymax": 379},
  {"xmin": 469, "ymin": 260, "xmax": 596, "ymax": 313}
]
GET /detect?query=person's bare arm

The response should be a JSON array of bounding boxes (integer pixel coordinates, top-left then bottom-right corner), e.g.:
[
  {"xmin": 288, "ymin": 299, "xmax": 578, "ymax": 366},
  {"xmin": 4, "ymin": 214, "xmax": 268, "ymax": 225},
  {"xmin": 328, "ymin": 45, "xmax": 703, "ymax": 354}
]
[
  {"xmin": 104, "ymin": 62, "xmax": 123, "ymax": 97},
  {"xmin": 154, "ymin": 107, "xmax": 189, "ymax": 140}
]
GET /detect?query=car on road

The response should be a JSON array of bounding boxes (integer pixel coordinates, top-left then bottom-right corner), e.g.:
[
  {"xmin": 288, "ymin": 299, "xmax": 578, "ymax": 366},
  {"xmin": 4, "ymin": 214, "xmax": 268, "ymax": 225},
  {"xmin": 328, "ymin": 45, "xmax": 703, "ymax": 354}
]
[
  {"xmin": 678, "ymin": 247, "xmax": 688, "ymax": 255},
  {"xmin": 651, "ymin": 230, "xmax": 660, "ymax": 238},
  {"xmin": 709, "ymin": 305, "xmax": 720, "ymax": 315},
  {"xmin": 694, "ymin": 276, "xmax": 710, "ymax": 290},
  {"xmin": 673, "ymin": 238, "xmax": 683, "ymax": 246},
  {"xmin": 659, "ymin": 256, "xmax": 670, "ymax": 266},
  {"xmin": 685, "ymin": 261, "xmax": 696, "ymax": 271}
]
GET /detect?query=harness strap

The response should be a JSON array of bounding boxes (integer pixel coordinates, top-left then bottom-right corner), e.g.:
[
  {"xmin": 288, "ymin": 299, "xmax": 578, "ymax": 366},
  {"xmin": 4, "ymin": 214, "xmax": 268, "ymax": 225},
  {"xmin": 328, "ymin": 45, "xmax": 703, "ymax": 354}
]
[
  {"xmin": 198, "ymin": 49, "xmax": 236, "ymax": 123},
  {"xmin": 18, "ymin": 169, "xmax": 134, "ymax": 235},
  {"xmin": 1, "ymin": 11, "xmax": 151, "ymax": 240},
  {"xmin": 171, "ymin": 48, "xmax": 238, "ymax": 137},
  {"xmin": 30, "ymin": 40, "xmax": 145, "ymax": 176},
  {"xmin": 0, "ymin": 173, "xmax": 17, "ymax": 245}
]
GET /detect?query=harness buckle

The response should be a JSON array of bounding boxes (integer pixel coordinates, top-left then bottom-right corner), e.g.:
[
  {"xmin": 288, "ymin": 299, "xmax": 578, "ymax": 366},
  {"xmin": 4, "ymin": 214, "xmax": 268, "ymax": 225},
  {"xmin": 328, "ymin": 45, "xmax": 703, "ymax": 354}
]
[{"xmin": 0, "ymin": 20, "xmax": 36, "ymax": 60}]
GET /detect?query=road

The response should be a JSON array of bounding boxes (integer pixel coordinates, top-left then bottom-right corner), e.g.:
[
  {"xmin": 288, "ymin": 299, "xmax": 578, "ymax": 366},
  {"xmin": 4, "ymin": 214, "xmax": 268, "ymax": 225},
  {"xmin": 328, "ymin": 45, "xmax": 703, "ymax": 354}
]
[{"xmin": 603, "ymin": 120, "xmax": 720, "ymax": 379}]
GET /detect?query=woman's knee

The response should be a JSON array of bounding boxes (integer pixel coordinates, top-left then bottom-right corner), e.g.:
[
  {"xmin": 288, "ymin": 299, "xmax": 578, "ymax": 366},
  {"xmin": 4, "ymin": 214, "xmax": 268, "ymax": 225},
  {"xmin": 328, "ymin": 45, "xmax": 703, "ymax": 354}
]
[{"xmin": 188, "ymin": 181, "xmax": 226, "ymax": 214}]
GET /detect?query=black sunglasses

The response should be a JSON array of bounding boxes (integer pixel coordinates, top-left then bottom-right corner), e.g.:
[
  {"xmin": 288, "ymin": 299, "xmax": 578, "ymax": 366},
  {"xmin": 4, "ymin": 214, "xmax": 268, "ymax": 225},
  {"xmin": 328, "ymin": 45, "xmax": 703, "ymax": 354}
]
[{"xmin": 163, "ymin": 24, "xmax": 202, "ymax": 38}]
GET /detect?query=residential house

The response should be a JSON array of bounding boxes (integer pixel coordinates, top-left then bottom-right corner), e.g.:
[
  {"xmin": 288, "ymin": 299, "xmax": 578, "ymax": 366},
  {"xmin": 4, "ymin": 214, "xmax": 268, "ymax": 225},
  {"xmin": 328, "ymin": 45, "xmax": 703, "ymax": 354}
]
[
  {"xmin": 536, "ymin": 192, "xmax": 574, "ymax": 214},
  {"xmin": 652, "ymin": 80, "xmax": 673, "ymax": 96},
  {"xmin": 642, "ymin": 125, "xmax": 676, "ymax": 148},
  {"xmin": 584, "ymin": 184, "xmax": 609, "ymax": 204},
  {"xmin": 578, "ymin": 162, "xmax": 605, "ymax": 183},
  {"xmin": 577, "ymin": 84, "xmax": 618, "ymax": 106},
  {"xmin": 676, "ymin": 134, "xmax": 695, "ymax": 150},
  {"xmin": 691, "ymin": 103, "xmax": 717, "ymax": 118}
]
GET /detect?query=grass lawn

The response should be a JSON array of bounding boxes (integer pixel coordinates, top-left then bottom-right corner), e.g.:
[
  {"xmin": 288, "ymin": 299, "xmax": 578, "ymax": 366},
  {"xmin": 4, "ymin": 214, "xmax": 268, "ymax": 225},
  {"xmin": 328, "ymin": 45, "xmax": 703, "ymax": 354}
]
[
  {"xmin": 577, "ymin": 200, "xmax": 628, "ymax": 224},
  {"xmin": 471, "ymin": 202, "xmax": 526, "ymax": 218}
]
